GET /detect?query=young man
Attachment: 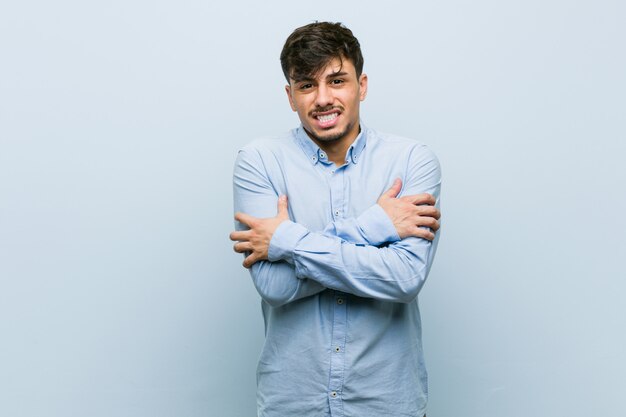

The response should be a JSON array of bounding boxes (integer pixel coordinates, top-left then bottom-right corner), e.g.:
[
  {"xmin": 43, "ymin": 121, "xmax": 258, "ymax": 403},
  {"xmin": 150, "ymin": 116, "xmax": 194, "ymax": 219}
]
[{"xmin": 230, "ymin": 22, "xmax": 441, "ymax": 417}]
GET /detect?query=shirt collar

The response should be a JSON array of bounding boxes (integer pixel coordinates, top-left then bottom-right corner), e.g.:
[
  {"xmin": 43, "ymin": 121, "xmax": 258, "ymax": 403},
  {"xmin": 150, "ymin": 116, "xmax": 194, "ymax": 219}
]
[{"xmin": 295, "ymin": 122, "xmax": 368, "ymax": 166}]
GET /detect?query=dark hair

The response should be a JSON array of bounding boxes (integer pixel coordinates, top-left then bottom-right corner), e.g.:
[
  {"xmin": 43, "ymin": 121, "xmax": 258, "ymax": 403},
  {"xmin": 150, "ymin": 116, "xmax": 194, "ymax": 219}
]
[{"xmin": 280, "ymin": 22, "xmax": 364, "ymax": 83}]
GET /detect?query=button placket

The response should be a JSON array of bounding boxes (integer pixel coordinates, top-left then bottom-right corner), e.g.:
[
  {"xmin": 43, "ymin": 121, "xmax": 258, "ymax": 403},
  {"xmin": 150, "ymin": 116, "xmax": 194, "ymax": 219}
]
[
  {"xmin": 328, "ymin": 162, "xmax": 348, "ymax": 415},
  {"xmin": 330, "ymin": 168, "xmax": 344, "ymax": 219},
  {"xmin": 328, "ymin": 292, "xmax": 347, "ymax": 413}
]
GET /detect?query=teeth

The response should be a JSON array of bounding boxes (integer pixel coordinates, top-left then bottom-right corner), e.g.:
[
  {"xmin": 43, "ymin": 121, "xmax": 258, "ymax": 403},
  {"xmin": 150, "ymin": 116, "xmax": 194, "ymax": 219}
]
[{"xmin": 317, "ymin": 113, "xmax": 338, "ymax": 122}]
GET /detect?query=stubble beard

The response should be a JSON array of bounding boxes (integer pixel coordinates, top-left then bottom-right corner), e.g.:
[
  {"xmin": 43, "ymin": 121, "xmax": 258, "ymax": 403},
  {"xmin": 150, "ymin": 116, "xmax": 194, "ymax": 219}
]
[{"xmin": 304, "ymin": 120, "xmax": 355, "ymax": 145}]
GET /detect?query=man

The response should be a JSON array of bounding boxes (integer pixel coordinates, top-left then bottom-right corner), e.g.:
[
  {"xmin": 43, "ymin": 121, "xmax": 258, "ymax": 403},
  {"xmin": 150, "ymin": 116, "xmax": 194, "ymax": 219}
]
[{"xmin": 230, "ymin": 22, "xmax": 441, "ymax": 417}]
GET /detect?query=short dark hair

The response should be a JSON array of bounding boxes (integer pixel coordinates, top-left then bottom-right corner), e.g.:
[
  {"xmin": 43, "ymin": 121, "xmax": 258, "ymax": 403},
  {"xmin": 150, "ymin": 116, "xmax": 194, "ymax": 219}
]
[{"xmin": 280, "ymin": 22, "xmax": 364, "ymax": 83}]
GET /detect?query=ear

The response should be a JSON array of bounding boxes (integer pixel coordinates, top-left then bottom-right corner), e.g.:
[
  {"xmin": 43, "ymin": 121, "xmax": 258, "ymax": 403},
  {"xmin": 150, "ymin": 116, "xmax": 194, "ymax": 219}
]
[
  {"xmin": 285, "ymin": 84, "xmax": 297, "ymax": 112},
  {"xmin": 358, "ymin": 73, "xmax": 368, "ymax": 101}
]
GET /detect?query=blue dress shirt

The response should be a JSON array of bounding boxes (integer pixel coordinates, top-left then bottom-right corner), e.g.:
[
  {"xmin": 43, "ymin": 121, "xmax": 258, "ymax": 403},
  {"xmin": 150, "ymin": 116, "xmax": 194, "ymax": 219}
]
[{"xmin": 233, "ymin": 124, "xmax": 441, "ymax": 417}]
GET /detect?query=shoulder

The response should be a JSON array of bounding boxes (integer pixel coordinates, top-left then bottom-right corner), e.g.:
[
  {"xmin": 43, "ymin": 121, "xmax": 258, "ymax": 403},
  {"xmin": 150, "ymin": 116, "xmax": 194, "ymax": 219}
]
[
  {"xmin": 367, "ymin": 128, "xmax": 442, "ymax": 193},
  {"xmin": 365, "ymin": 128, "xmax": 439, "ymax": 165},
  {"xmin": 238, "ymin": 130, "xmax": 298, "ymax": 157},
  {"xmin": 234, "ymin": 129, "xmax": 302, "ymax": 174}
]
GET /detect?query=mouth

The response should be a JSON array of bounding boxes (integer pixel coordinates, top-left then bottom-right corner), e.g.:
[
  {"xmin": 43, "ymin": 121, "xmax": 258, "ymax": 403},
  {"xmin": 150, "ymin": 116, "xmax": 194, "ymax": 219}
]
[{"xmin": 312, "ymin": 109, "xmax": 341, "ymax": 129}]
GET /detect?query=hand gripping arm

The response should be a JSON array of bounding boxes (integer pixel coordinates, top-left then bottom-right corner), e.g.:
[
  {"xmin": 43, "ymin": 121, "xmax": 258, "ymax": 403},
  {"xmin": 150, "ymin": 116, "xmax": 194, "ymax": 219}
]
[
  {"xmin": 232, "ymin": 147, "xmax": 404, "ymax": 306},
  {"xmin": 266, "ymin": 145, "xmax": 441, "ymax": 303}
]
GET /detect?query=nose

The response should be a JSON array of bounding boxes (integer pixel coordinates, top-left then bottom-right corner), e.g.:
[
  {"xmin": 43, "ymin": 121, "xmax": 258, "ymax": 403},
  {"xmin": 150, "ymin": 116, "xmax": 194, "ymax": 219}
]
[{"xmin": 315, "ymin": 84, "xmax": 333, "ymax": 108}]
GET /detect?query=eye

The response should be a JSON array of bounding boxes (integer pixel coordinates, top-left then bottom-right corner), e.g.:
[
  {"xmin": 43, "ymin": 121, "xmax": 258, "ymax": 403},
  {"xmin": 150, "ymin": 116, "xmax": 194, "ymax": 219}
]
[
  {"xmin": 330, "ymin": 79, "xmax": 344, "ymax": 85},
  {"xmin": 299, "ymin": 83, "xmax": 313, "ymax": 90}
]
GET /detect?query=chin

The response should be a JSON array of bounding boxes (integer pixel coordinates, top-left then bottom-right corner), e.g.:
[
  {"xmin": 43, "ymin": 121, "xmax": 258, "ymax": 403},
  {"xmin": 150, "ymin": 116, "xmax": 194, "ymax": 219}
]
[
  {"xmin": 306, "ymin": 125, "xmax": 351, "ymax": 144},
  {"xmin": 315, "ymin": 132, "xmax": 345, "ymax": 143}
]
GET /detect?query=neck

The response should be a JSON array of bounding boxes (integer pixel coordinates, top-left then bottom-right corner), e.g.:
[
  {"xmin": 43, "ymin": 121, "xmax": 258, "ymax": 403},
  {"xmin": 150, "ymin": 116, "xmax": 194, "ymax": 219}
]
[{"xmin": 306, "ymin": 124, "xmax": 361, "ymax": 166}]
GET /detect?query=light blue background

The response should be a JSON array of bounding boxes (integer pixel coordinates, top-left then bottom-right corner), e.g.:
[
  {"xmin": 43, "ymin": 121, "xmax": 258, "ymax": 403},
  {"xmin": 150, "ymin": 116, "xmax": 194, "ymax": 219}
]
[{"xmin": 1, "ymin": 1, "xmax": 624, "ymax": 416}]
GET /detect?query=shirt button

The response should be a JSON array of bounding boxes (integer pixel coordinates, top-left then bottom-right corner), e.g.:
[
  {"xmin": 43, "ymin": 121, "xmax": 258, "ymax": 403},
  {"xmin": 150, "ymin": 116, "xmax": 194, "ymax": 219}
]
[
  {"xmin": 337, "ymin": 298, "xmax": 344, "ymax": 305},
  {"xmin": 330, "ymin": 391, "xmax": 337, "ymax": 398},
  {"xmin": 331, "ymin": 170, "xmax": 335, "ymax": 174},
  {"xmin": 334, "ymin": 210, "xmax": 340, "ymax": 216},
  {"xmin": 320, "ymin": 152, "xmax": 326, "ymax": 158},
  {"xmin": 335, "ymin": 347, "xmax": 341, "ymax": 352}
]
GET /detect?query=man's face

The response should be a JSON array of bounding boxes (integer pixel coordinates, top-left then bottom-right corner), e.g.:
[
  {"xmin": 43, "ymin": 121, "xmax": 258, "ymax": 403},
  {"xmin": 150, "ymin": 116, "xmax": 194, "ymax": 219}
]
[{"xmin": 285, "ymin": 57, "xmax": 368, "ymax": 145}]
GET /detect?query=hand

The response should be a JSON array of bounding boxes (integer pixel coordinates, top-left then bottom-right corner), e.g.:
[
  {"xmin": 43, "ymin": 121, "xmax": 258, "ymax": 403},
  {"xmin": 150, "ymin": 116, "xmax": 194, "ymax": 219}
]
[
  {"xmin": 377, "ymin": 178, "xmax": 440, "ymax": 240},
  {"xmin": 230, "ymin": 195, "xmax": 290, "ymax": 268}
]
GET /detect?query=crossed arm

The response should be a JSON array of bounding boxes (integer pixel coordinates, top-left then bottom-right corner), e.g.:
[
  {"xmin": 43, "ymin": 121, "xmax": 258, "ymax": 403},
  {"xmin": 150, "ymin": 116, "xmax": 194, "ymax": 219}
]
[
  {"xmin": 231, "ymin": 147, "xmax": 441, "ymax": 306},
  {"xmin": 231, "ymin": 178, "xmax": 439, "ymax": 268}
]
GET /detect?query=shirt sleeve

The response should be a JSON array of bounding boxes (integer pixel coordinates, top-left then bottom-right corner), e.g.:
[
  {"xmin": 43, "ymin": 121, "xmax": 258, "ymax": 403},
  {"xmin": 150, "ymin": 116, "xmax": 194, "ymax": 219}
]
[
  {"xmin": 233, "ymin": 147, "xmax": 401, "ymax": 307},
  {"xmin": 268, "ymin": 145, "xmax": 442, "ymax": 303},
  {"xmin": 320, "ymin": 203, "xmax": 400, "ymax": 246}
]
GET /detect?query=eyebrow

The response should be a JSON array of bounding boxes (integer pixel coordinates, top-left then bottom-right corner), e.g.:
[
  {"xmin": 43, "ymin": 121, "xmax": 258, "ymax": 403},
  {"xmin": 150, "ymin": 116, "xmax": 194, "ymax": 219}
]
[
  {"xmin": 295, "ymin": 71, "xmax": 349, "ymax": 84},
  {"xmin": 326, "ymin": 71, "xmax": 348, "ymax": 79}
]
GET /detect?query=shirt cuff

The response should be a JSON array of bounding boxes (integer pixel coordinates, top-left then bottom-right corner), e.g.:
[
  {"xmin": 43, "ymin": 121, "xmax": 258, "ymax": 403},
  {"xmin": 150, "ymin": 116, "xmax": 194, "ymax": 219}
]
[
  {"xmin": 268, "ymin": 220, "xmax": 309, "ymax": 263},
  {"xmin": 358, "ymin": 204, "xmax": 401, "ymax": 245}
]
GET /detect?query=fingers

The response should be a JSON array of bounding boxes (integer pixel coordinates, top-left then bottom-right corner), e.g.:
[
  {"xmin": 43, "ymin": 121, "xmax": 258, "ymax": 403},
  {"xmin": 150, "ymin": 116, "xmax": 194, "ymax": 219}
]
[
  {"xmin": 411, "ymin": 227, "xmax": 436, "ymax": 241},
  {"xmin": 229, "ymin": 230, "xmax": 251, "ymax": 241},
  {"xmin": 231, "ymin": 236, "xmax": 262, "ymax": 268},
  {"xmin": 276, "ymin": 195, "xmax": 289, "ymax": 220},
  {"xmin": 233, "ymin": 241, "xmax": 253, "ymax": 253},
  {"xmin": 416, "ymin": 216, "xmax": 440, "ymax": 232},
  {"xmin": 381, "ymin": 178, "xmax": 402, "ymax": 199},
  {"xmin": 236, "ymin": 195, "xmax": 289, "ymax": 227},
  {"xmin": 243, "ymin": 253, "xmax": 260, "ymax": 269},
  {"xmin": 415, "ymin": 205, "xmax": 441, "ymax": 220},
  {"xmin": 234, "ymin": 211, "xmax": 256, "ymax": 226},
  {"xmin": 400, "ymin": 193, "xmax": 436, "ymax": 206}
]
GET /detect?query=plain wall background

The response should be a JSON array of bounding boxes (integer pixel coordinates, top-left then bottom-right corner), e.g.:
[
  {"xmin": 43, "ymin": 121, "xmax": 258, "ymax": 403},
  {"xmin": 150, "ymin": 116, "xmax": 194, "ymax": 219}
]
[{"xmin": 1, "ymin": 1, "xmax": 624, "ymax": 416}]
